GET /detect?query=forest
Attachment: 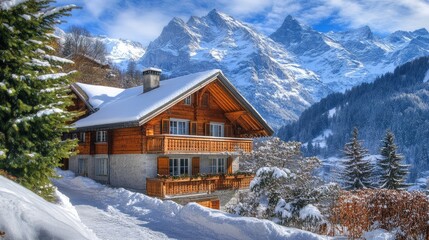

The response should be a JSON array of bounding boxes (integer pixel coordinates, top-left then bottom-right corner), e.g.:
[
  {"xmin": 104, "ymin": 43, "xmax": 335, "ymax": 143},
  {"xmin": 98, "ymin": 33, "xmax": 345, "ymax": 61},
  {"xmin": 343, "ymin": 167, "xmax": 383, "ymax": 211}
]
[{"xmin": 278, "ymin": 56, "xmax": 429, "ymax": 181}]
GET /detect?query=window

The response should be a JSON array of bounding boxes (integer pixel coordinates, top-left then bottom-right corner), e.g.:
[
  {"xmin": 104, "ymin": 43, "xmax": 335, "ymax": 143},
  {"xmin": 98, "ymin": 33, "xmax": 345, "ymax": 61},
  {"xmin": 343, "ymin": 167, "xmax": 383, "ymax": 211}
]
[
  {"xmin": 78, "ymin": 158, "xmax": 87, "ymax": 175},
  {"xmin": 79, "ymin": 132, "xmax": 86, "ymax": 143},
  {"xmin": 72, "ymin": 132, "xmax": 85, "ymax": 143},
  {"xmin": 96, "ymin": 158, "xmax": 108, "ymax": 176},
  {"xmin": 169, "ymin": 158, "xmax": 189, "ymax": 176},
  {"xmin": 96, "ymin": 131, "xmax": 107, "ymax": 142},
  {"xmin": 202, "ymin": 93, "xmax": 209, "ymax": 107},
  {"xmin": 169, "ymin": 119, "xmax": 189, "ymax": 135},
  {"xmin": 184, "ymin": 95, "xmax": 192, "ymax": 105},
  {"xmin": 210, "ymin": 158, "xmax": 225, "ymax": 174},
  {"xmin": 210, "ymin": 123, "xmax": 224, "ymax": 137}
]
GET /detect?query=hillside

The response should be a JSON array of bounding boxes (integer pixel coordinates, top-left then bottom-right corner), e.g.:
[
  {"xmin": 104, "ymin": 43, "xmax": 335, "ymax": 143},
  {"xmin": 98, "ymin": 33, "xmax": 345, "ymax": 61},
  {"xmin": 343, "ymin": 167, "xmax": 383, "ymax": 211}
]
[{"xmin": 278, "ymin": 57, "xmax": 429, "ymax": 181}]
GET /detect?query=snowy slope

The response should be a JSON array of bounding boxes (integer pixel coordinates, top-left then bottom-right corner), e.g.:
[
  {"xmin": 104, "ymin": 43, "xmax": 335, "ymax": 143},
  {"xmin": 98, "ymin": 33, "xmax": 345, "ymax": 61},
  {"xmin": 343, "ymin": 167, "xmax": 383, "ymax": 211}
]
[
  {"xmin": 98, "ymin": 36, "xmax": 145, "ymax": 69},
  {"xmin": 0, "ymin": 176, "xmax": 98, "ymax": 240},
  {"xmin": 52, "ymin": 169, "xmax": 327, "ymax": 240},
  {"xmin": 55, "ymin": 28, "xmax": 145, "ymax": 70},
  {"xmin": 139, "ymin": 10, "xmax": 325, "ymax": 128},
  {"xmin": 272, "ymin": 16, "xmax": 429, "ymax": 94}
]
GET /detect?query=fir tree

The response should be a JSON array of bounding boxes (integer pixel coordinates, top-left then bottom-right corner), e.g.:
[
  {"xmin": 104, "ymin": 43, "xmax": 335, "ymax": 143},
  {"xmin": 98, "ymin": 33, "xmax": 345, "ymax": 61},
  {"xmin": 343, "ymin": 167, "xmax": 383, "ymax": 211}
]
[
  {"xmin": 342, "ymin": 128, "xmax": 373, "ymax": 190},
  {"xmin": 0, "ymin": 0, "xmax": 77, "ymax": 201},
  {"xmin": 378, "ymin": 130, "xmax": 409, "ymax": 189}
]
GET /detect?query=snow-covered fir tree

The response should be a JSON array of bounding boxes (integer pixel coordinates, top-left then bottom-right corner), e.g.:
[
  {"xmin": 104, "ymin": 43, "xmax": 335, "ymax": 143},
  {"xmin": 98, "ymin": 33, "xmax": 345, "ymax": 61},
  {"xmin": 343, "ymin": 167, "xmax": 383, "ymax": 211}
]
[
  {"xmin": 0, "ymin": 0, "xmax": 77, "ymax": 200},
  {"xmin": 341, "ymin": 128, "xmax": 373, "ymax": 190},
  {"xmin": 227, "ymin": 138, "xmax": 339, "ymax": 231},
  {"xmin": 378, "ymin": 130, "xmax": 409, "ymax": 189}
]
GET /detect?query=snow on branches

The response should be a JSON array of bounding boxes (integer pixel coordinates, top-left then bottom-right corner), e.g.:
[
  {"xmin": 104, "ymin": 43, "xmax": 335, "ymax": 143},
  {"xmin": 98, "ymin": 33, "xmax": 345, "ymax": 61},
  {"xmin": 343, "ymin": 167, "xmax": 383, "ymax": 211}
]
[{"xmin": 227, "ymin": 138, "xmax": 339, "ymax": 233}]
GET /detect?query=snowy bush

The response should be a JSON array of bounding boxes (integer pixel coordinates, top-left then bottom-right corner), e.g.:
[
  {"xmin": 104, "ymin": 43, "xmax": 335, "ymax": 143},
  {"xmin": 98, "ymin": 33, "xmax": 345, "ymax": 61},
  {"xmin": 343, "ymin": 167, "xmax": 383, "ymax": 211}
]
[{"xmin": 228, "ymin": 138, "xmax": 339, "ymax": 233}]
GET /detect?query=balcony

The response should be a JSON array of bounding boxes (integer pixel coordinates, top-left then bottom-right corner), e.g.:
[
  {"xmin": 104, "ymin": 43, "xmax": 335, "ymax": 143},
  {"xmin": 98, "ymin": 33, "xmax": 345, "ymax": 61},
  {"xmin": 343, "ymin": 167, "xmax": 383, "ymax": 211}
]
[
  {"xmin": 146, "ymin": 174, "xmax": 254, "ymax": 198},
  {"xmin": 143, "ymin": 135, "xmax": 253, "ymax": 154}
]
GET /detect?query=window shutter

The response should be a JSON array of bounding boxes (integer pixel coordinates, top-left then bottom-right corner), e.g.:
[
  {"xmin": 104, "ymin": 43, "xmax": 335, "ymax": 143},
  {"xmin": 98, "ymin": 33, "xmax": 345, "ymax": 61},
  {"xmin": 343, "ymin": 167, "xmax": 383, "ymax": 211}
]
[
  {"xmin": 161, "ymin": 119, "xmax": 170, "ymax": 134},
  {"xmin": 107, "ymin": 130, "xmax": 113, "ymax": 154},
  {"xmin": 190, "ymin": 121, "xmax": 197, "ymax": 135},
  {"xmin": 192, "ymin": 157, "xmax": 200, "ymax": 175},
  {"xmin": 157, "ymin": 157, "xmax": 169, "ymax": 175},
  {"xmin": 205, "ymin": 123, "xmax": 210, "ymax": 136},
  {"xmin": 90, "ymin": 131, "xmax": 96, "ymax": 155},
  {"xmin": 227, "ymin": 156, "xmax": 233, "ymax": 174},
  {"xmin": 225, "ymin": 124, "xmax": 232, "ymax": 137}
]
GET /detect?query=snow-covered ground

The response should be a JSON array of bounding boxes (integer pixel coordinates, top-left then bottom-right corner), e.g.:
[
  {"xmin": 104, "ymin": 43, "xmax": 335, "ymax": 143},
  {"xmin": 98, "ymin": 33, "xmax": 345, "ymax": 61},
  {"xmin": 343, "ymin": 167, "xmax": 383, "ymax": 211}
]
[
  {"xmin": 0, "ymin": 169, "xmax": 398, "ymax": 239},
  {"xmin": 51, "ymin": 169, "xmax": 326, "ymax": 240},
  {"xmin": 0, "ymin": 175, "xmax": 98, "ymax": 240}
]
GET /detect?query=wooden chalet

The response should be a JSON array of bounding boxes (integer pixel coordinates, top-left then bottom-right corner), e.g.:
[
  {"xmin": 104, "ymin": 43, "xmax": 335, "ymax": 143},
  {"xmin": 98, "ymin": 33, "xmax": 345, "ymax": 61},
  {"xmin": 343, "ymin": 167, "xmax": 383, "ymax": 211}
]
[{"xmin": 67, "ymin": 68, "xmax": 273, "ymax": 206}]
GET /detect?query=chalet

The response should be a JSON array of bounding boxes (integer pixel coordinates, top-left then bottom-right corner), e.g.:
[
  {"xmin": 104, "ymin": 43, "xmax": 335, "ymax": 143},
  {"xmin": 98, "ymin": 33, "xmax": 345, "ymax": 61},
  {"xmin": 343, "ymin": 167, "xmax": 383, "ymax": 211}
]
[{"xmin": 68, "ymin": 68, "xmax": 273, "ymax": 205}]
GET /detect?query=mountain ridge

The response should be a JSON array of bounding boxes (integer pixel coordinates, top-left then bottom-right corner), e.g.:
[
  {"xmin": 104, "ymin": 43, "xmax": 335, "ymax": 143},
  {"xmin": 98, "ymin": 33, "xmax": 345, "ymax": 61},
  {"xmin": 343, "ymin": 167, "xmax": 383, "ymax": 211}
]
[{"xmin": 60, "ymin": 10, "xmax": 429, "ymax": 129}]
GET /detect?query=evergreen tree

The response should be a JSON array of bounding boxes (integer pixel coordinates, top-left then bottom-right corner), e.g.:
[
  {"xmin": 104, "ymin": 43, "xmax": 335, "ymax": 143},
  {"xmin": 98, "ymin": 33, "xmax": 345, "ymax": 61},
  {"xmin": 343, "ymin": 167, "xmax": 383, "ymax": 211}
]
[
  {"xmin": 378, "ymin": 130, "xmax": 409, "ymax": 189},
  {"xmin": 342, "ymin": 128, "xmax": 373, "ymax": 190},
  {"xmin": 0, "ymin": 0, "xmax": 77, "ymax": 200}
]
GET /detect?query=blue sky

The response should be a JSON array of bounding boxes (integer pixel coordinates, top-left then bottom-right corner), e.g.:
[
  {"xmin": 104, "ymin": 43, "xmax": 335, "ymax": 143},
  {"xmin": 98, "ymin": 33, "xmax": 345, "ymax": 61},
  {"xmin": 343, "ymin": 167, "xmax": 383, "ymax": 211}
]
[{"xmin": 57, "ymin": 0, "xmax": 429, "ymax": 45}]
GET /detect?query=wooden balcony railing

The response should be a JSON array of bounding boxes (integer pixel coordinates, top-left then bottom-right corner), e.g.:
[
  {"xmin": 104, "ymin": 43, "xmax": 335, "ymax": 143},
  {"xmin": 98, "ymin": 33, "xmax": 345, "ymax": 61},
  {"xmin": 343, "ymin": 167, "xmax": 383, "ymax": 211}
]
[
  {"xmin": 144, "ymin": 135, "xmax": 253, "ymax": 154},
  {"xmin": 146, "ymin": 175, "xmax": 254, "ymax": 198}
]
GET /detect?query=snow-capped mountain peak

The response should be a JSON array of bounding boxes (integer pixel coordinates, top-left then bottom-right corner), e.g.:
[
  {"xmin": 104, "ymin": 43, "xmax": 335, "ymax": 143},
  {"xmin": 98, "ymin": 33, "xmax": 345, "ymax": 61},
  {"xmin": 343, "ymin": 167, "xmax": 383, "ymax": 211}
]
[{"xmin": 139, "ymin": 10, "xmax": 322, "ymax": 128}]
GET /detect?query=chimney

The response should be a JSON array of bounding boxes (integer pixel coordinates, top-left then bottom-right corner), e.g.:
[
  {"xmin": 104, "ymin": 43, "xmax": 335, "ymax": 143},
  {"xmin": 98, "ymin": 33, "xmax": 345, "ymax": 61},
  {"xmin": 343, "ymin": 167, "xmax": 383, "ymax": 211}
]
[{"xmin": 142, "ymin": 67, "xmax": 162, "ymax": 93}]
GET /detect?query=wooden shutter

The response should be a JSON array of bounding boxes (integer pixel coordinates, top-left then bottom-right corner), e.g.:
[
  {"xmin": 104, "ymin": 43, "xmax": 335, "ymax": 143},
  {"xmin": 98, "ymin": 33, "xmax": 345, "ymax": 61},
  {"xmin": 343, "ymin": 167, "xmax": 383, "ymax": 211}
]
[
  {"xmin": 157, "ymin": 156, "xmax": 169, "ymax": 175},
  {"xmin": 225, "ymin": 124, "xmax": 232, "ymax": 137},
  {"xmin": 192, "ymin": 157, "xmax": 200, "ymax": 175},
  {"xmin": 107, "ymin": 130, "xmax": 113, "ymax": 154},
  {"xmin": 205, "ymin": 123, "xmax": 211, "ymax": 136},
  {"xmin": 90, "ymin": 131, "xmax": 96, "ymax": 155},
  {"xmin": 190, "ymin": 121, "xmax": 197, "ymax": 135},
  {"xmin": 227, "ymin": 156, "xmax": 233, "ymax": 174},
  {"xmin": 161, "ymin": 119, "xmax": 170, "ymax": 134}
]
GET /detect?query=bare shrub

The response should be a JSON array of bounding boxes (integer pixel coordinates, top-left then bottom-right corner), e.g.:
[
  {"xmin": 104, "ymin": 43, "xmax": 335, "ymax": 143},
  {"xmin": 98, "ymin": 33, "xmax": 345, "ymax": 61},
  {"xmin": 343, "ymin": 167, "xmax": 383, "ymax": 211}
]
[{"xmin": 330, "ymin": 189, "xmax": 429, "ymax": 239}]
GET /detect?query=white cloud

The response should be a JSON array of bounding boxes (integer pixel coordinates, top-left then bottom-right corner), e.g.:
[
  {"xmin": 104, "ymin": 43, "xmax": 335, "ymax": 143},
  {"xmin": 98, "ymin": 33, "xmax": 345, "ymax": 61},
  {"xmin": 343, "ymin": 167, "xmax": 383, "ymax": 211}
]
[
  {"xmin": 84, "ymin": 0, "xmax": 120, "ymax": 18},
  {"xmin": 106, "ymin": 10, "xmax": 170, "ymax": 44},
  {"xmin": 325, "ymin": 0, "xmax": 429, "ymax": 32}
]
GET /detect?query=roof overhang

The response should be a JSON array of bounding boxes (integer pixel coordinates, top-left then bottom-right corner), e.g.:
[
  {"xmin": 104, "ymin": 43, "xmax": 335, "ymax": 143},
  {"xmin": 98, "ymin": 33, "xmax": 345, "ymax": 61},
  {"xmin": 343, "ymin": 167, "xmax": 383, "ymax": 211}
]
[{"xmin": 72, "ymin": 70, "xmax": 274, "ymax": 136}]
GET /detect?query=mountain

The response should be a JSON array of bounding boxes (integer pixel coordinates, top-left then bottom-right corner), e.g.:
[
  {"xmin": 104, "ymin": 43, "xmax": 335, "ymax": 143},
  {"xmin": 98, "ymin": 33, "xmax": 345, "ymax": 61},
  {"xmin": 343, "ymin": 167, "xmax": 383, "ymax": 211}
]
[
  {"xmin": 136, "ymin": 11, "xmax": 429, "ymax": 128},
  {"xmin": 271, "ymin": 16, "xmax": 429, "ymax": 94},
  {"xmin": 55, "ymin": 28, "xmax": 146, "ymax": 70},
  {"xmin": 59, "ymin": 11, "xmax": 429, "ymax": 129},
  {"xmin": 139, "ymin": 10, "xmax": 325, "ymax": 128},
  {"xmin": 97, "ymin": 36, "xmax": 145, "ymax": 69},
  {"xmin": 278, "ymin": 57, "xmax": 429, "ymax": 181}
]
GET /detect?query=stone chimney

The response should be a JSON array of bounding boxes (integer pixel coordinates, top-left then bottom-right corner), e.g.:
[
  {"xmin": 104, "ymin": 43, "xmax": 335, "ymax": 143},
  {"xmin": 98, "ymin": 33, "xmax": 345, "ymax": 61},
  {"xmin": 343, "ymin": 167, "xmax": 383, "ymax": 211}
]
[{"xmin": 142, "ymin": 67, "xmax": 162, "ymax": 93}]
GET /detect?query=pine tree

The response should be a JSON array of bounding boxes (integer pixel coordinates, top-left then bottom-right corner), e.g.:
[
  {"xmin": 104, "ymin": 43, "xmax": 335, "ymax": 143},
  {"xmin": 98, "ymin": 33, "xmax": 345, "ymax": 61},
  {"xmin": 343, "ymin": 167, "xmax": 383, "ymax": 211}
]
[
  {"xmin": 378, "ymin": 130, "xmax": 409, "ymax": 189},
  {"xmin": 0, "ymin": 0, "xmax": 77, "ymax": 201},
  {"xmin": 342, "ymin": 128, "xmax": 373, "ymax": 190}
]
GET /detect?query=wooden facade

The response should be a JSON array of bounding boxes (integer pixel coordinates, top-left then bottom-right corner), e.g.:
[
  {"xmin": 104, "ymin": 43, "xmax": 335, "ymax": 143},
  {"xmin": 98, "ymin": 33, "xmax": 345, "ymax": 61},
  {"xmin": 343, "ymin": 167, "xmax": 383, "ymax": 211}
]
[
  {"xmin": 75, "ymin": 79, "xmax": 264, "ymax": 155},
  {"xmin": 70, "ymin": 74, "xmax": 272, "ymax": 204}
]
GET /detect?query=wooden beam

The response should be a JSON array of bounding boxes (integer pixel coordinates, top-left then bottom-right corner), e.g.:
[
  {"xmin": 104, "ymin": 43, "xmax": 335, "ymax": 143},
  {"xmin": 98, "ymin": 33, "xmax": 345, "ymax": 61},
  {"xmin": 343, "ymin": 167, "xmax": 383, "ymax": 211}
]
[
  {"xmin": 225, "ymin": 110, "xmax": 246, "ymax": 122},
  {"xmin": 239, "ymin": 129, "xmax": 268, "ymax": 137}
]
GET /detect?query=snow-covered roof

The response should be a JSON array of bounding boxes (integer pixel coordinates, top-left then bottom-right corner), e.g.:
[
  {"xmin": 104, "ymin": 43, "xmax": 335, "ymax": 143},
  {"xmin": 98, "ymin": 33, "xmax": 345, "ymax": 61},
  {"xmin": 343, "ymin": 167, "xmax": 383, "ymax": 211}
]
[{"xmin": 72, "ymin": 69, "xmax": 272, "ymax": 133}]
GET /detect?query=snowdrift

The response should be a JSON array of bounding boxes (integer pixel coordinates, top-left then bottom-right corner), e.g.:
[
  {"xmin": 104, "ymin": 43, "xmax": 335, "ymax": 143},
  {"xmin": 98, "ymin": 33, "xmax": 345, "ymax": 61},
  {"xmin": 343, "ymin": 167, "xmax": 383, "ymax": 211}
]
[
  {"xmin": 53, "ymin": 169, "xmax": 326, "ymax": 240},
  {"xmin": 0, "ymin": 176, "xmax": 98, "ymax": 240}
]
